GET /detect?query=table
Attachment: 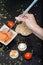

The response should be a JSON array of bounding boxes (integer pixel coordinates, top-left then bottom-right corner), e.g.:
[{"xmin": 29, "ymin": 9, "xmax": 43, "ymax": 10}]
[{"xmin": 0, "ymin": 0, "xmax": 42, "ymax": 65}]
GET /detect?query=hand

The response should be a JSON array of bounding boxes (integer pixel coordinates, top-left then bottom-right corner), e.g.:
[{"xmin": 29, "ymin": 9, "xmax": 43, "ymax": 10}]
[
  {"xmin": 15, "ymin": 14, "xmax": 37, "ymax": 30},
  {"xmin": 15, "ymin": 13, "xmax": 43, "ymax": 40}
]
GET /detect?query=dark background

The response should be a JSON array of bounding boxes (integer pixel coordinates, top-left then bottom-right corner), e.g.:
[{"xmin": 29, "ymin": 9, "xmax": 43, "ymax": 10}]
[{"xmin": 0, "ymin": 0, "xmax": 42, "ymax": 65}]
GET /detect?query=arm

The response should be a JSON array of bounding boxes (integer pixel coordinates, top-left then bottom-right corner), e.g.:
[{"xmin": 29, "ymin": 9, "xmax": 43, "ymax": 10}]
[
  {"xmin": 15, "ymin": 14, "xmax": 43, "ymax": 40},
  {"xmin": 30, "ymin": 23, "xmax": 43, "ymax": 40}
]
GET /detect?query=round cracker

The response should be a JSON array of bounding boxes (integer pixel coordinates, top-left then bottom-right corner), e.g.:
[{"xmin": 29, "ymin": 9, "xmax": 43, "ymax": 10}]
[{"xmin": 15, "ymin": 22, "xmax": 32, "ymax": 36}]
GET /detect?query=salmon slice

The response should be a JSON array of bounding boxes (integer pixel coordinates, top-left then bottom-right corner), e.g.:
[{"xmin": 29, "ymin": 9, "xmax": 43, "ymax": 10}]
[
  {"xmin": 0, "ymin": 31, "xmax": 8, "ymax": 42},
  {"xmin": 0, "ymin": 27, "xmax": 13, "ymax": 42}
]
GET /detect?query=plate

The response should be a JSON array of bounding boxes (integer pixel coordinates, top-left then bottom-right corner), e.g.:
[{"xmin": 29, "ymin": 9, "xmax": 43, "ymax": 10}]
[{"xmin": 0, "ymin": 25, "xmax": 17, "ymax": 46}]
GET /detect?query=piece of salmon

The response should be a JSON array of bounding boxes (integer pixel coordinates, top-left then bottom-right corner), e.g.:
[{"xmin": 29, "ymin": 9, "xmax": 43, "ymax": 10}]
[
  {"xmin": 0, "ymin": 31, "xmax": 8, "ymax": 42},
  {"xmin": 0, "ymin": 28, "xmax": 13, "ymax": 42},
  {"xmin": 0, "ymin": 31, "xmax": 10, "ymax": 42}
]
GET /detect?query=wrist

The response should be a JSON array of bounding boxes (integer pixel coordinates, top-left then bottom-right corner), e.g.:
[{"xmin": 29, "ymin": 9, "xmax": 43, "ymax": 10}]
[
  {"xmin": 29, "ymin": 23, "xmax": 42, "ymax": 33},
  {"xmin": 32, "ymin": 24, "xmax": 42, "ymax": 31},
  {"xmin": 28, "ymin": 23, "xmax": 38, "ymax": 31},
  {"xmin": 30, "ymin": 23, "xmax": 43, "ymax": 35}
]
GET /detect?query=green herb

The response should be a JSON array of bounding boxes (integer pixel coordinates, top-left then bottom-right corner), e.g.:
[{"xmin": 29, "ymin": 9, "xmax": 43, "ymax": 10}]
[
  {"xmin": 0, "ymin": 46, "xmax": 4, "ymax": 51},
  {"xmin": 9, "ymin": 62, "xmax": 12, "ymax": 65},
  {"xmin": 16, "ymin": 61, "xmax": 22, "ymax": 65}
]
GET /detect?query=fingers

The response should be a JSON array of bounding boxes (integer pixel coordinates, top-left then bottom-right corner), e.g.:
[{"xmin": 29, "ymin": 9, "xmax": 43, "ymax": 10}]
[
  {"xmin": 15, "ymin": 14, "xmax": 29, "ymax": 22},
  {"xmin": 15, "ymin": 13, "xmax": 34, "ymax": 22},
  {"xmin": 25, "ymin": 13, "xmax": 30, "ymax": 17},
  {"xmin": 26, "ymin": 13, "xmax": 34, "ymax": 17},
  {"xmin": 15, "ymin": 16, "xmax": 26, "ymax": 22}
]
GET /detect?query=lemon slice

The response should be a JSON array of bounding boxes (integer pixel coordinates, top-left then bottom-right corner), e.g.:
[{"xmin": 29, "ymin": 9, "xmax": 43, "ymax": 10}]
[
  {"xmin": 18, "ymin": 43, "xmax": 27, "ymax": 51},
  {"xmin": 9, "ymin": 50, "xmax": 19, "ymax": 59}
]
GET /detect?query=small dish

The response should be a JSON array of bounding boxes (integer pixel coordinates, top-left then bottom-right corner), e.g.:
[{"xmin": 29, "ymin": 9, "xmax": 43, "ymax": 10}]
[{"xmin": 0, "ymin": 25, "xmax": 17, "ymax": 46}]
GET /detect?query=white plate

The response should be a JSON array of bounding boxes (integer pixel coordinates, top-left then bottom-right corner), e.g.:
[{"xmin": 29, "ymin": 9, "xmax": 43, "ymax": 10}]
[{"xmin": 0, "ymin": 25, "xmax": 17, "ymax": 46}]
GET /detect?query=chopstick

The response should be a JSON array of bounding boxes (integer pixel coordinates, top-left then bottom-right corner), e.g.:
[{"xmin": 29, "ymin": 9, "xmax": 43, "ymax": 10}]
[
  {"xmin": 20, "ymin": 0, "xmax": 38, "ymax": 17},
  {"xmin": 8, "ymin": 0, "xmax": 38, "ymax": 32}
]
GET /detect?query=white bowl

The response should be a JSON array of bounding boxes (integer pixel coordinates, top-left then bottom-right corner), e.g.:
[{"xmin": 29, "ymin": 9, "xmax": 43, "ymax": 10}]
[{"xmin": 0, "ymin": 25, "xmax": 17, "ymax": 46}]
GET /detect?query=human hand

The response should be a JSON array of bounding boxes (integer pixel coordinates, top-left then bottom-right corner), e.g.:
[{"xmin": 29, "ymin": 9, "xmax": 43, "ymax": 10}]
[
  {"xmin": 15, "ymin": 14, "xmax": 43, "ymax": 40},
  {"xmin": 15, "ymin": 14, "xmax": 37, "ymax": 30}
]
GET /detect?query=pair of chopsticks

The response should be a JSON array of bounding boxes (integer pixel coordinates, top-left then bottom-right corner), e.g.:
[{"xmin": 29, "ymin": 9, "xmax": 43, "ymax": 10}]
[{"xmin": 8, "ymin": 0, "xmax": 38, "ymax": 32}]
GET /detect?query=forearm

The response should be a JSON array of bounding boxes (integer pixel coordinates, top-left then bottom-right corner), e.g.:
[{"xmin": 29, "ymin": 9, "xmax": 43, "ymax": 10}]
[{"xmin": 30, "ymin": 24, "xmax": 43, "ymax": 40}]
